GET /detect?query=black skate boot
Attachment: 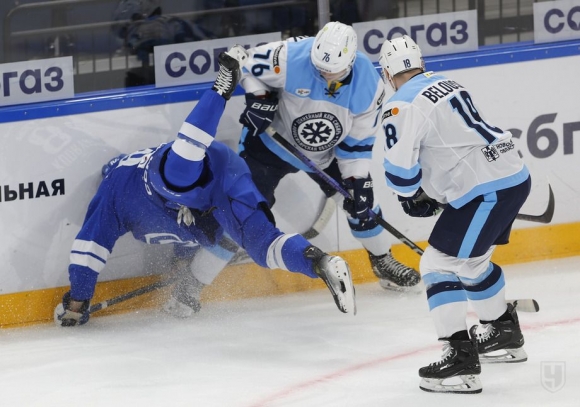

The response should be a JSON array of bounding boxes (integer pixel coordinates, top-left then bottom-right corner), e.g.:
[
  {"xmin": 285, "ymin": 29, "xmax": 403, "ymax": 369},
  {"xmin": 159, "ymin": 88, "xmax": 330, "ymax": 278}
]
[
  {"xmin": 305, "ymin": 246, "xmax": 356, "ymax": 315},
  {"xmin": 419, "ymin": 338, "xmax": 482, "ymax": 394},
  {"xmin": 469, "ymin": 303, "xmax": 527, "ymax": 363},
  {"xmin": 368, "ymin": 250, "xmax": 421, "ymax": 291},
  {"xmin": 212, "ymin": 44, "xmax": 248, "ymax": 100}
]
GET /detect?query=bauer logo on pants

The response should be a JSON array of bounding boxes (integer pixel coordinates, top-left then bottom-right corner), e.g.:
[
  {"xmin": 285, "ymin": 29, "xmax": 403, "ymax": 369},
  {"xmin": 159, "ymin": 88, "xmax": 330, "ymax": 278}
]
[{"xmin": 541, "ymin": 361, "xmax": 566, "ymax": 393}]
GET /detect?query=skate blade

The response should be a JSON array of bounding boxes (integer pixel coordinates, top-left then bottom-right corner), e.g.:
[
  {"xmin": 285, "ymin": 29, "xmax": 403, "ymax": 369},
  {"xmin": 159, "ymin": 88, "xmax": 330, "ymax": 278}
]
[
  {"xmin": 326, "ymin": 257, "xmax": 357, "ymax": 315},
  {"xmin": 379, "ymin": 279, "xmax": 423, "ymax": 294},
  {"xmin": 419, "ymin": 375, "xmax": 482, "ymax": 394},
  {"xmin": 480, "ymin": 347, "xmax": 528, "ymax": 364}
]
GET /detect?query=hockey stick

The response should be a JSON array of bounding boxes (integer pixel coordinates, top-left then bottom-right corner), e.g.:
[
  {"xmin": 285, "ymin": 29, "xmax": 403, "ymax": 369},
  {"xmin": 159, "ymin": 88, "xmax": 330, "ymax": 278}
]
[
  {"xmin": 265, "ymin": 126, "xmax": 425, "ymax": 255},
  {"xmin": 89, "ymin": 276, "xmax": 177, "ymax": 314},
  {"xmin": 515, "ymin": 184, "xmax": 554, "ymax": 223},
  {"xmin": 440, "ymin": 184, "xmax": 554, "ymax": 224},
  {"xmin": 302, "ymin": 196, "xmax": 337, "ymax": 239},
  {"xmin": 510, "ymin": 299, "xmax": 540, "ymax": 313},
  {"xmin": 265, "ymin": 128, "xmax": 541, "ymax": 312}
]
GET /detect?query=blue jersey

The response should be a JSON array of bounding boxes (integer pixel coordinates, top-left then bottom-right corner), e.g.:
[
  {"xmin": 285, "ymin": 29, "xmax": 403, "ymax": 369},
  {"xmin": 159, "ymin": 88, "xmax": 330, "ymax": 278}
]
[{"xmin": 69, "ymin": 140, "xmax": 290, "ymax": 300}]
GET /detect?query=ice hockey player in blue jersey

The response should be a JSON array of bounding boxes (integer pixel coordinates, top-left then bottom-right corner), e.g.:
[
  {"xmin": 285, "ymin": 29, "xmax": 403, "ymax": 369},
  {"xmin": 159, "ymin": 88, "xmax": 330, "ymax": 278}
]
[
  {"xmin": 378, "ymin": 35, "xmax": 531, "ymax": 393},
  {"xmin": 237, "ymin": 21, "xmax": 420, "ymax": 292},
  {"xmin": 54, "ymin": 45, "xmax": 356, "ymax": 327}
]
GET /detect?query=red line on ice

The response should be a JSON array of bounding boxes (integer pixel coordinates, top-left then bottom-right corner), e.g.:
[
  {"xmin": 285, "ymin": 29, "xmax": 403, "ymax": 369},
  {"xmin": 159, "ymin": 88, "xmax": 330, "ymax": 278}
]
[{"xmin": 246, "ymin": 316, "xmax": 580, "ymax": 407}]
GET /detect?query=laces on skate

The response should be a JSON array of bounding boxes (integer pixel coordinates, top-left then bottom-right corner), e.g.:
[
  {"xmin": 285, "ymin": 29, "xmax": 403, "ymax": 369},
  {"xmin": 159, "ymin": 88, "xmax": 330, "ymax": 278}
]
[
  {"xmin": 419, "ymin": 339, "xmax": 482, "ymax": 394},
  {"xmin": 212, "ymin": 45, "xmax": 249, "ymax": 100},
  {"xmin": 369, "ymin": 250, "xmax": 421, "ymax": 292},
  {"xmin": 469, "ymin": 303, "xmax": 528, "ymax": 364}
]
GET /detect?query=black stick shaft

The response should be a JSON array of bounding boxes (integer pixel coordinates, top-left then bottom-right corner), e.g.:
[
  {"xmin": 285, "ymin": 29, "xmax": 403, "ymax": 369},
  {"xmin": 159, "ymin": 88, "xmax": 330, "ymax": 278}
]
[
  {"xmin": 266, "ymin": 127, "xmax": 425, "ymax": 255},
  {"xmin": 89, "ymin": 277, "xmax": 176, "ymax": 314}
]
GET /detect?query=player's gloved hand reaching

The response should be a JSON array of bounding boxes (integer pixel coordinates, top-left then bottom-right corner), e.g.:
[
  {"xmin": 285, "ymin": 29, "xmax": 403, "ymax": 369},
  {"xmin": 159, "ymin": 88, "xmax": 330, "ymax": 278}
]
[
  {"xmin": 54, "ymin": 291, "xmax": 91, "ymax": 327},
  {"xmin": 398, "ymin": 188, "xmax": 441, "ymax": 217},
  {"xmin": 343, "ymin": 175, "xmax": 374, "ymax": 220},
  {"xmin": 239, "ymin": 92, "xmax": 278, "ymax": 137}
]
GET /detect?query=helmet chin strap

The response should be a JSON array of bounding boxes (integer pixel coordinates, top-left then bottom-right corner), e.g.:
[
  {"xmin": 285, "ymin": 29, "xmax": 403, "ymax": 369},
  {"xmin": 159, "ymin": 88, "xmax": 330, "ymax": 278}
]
[
  {"xmin": 319, "ymin": 66, "xmax": 351, "ymax": 82},
  {"xmin": 386, "ymin": 72, "xmax": 398, "ymax": 92}
]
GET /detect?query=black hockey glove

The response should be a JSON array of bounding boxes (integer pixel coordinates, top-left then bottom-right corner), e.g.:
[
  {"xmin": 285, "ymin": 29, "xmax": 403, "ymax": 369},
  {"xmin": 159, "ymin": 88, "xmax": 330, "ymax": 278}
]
[
  {"xmin": 239, "ymin": 92, "xmax": 278, "ymax": 137},
  {"xmin": 398, "ymin": 188, "xmax": 440, "ymax": 218},
  {"xmin": 343, "ymin": 175, "xmax": 374, "ymax": 220},
  {"xmin": 53, "ymin": 291, "xmax": 91, "ymax": 327}
]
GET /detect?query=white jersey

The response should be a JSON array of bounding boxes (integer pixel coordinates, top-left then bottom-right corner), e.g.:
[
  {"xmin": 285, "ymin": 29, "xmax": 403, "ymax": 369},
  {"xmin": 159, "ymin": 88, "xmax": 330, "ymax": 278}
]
[
  {"xmin": 240, "ymin": 37, "xmax": 385, "ymax": 178},
  {"xmin": 381, "ymin": 71, "xmax": 529, "ymax": 208}
]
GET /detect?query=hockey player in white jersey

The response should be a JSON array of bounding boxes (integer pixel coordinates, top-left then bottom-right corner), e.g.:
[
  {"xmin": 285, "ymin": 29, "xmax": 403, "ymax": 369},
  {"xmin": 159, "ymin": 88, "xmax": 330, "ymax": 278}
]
[
  {"xmin": 378, "ymin": 35, "xmax": 531, "ymax": 393},
  {"xmin": 237, "ymin": 21, "xmax": 420, "ymax": 291},
  {"xmin": 54, "ymin": 45, "xmax": 356, "ymax": 327}
]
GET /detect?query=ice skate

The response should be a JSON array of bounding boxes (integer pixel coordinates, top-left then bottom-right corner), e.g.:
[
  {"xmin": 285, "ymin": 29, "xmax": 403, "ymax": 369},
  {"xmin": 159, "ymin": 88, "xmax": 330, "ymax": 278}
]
[
  {"xmin": 419, "ymin": 338, "xmax": 482, "ymax": 394},
  {"xmin": 212, "ymin": 44, "xmax": 249, "ymax": 100},
  {"xmin": 305, "ymin": 246, "xmax": 356, "ymax": 315},
  {"xmin": 368, "ymin": 250, "xmax": 421, "ymax": 292},
  {"xmin": 162, "ymin": 271, "xmax": 205, "ymax": 318},
  {"xmin": 469, "ymin": 303, "xmax": 527, "ymax": 363}
]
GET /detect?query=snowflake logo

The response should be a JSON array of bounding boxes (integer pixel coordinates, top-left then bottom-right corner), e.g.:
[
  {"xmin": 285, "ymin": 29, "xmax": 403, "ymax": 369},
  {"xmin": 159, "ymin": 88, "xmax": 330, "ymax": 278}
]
[
  {"xmin": 292, "ymin": 112, "xmax": 342, "ymax": 152},
  {"xmin": 302, "ymin": 121, "xmax": 333, "ymax": 144}
]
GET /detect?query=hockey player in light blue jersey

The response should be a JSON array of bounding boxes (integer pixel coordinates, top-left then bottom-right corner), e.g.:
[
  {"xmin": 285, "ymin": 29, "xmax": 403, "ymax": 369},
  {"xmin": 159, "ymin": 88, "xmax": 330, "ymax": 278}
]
[
  {"xmin": 54, "ymin": 45, "xmax": 356, "ymax": 327},
  {"xmin": 237, "ymin": 21, "xmax": 420, "ymax": 291},
  {"xmin": 378, "ymin": 35, "xmax": 531, "ymax": 393}
]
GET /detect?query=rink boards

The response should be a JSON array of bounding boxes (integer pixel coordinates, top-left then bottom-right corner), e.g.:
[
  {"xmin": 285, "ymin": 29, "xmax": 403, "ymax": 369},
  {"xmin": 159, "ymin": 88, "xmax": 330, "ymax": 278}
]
[{"xmin": 0, "ymin": 40, "xmax": 579, "ymax": 327}]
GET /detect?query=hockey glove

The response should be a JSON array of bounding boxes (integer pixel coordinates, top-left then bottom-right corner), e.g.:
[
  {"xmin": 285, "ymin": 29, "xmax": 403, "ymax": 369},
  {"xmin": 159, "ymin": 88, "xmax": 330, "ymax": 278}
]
[
  {"xmin": 101, "ymin": 154, "xmax": 127, "ymax": 178},
  {"xmin": 343, "ymin": 175, "xmax": 374, "ymax": 220},
  {"xmin": 239, "ymin": 92, "xmax": 278, "ymax": 137},
  {"xmin": 54, "ymin": 291, "xmax": 91, "ymax": 327},
  {"xmin": 398, "ymin": 188, "xmax": 440, "ymax": 217}
]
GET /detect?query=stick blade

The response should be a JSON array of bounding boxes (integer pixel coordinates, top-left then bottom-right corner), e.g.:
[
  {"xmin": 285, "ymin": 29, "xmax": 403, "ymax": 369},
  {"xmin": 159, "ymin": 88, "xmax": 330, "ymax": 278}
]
[
  {"xmin": 302, "ymin": 197, "xmax": 336, "ymax": 239},
  {"xmin": 516, "ymin": 184, "xmax": 554, "ymax": 223},
  {"xmin": 509, "ymin": 299, "xmax": 540, "ymax": 313}
]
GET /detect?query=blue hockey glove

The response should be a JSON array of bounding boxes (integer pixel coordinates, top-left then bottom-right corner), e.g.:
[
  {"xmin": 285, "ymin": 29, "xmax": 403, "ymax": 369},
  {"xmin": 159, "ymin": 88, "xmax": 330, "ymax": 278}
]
[
  {"xmin": 239, "ymin": 93, "xmax": 278, "ymax": 137},
  {"xmin": 101, "ymin": 154, "xmax": 127, "ymax": 178},
  {"xmin": 54, "ymin": 291, "xmax": 91, "ymax": 327},
  {"xmin": 343, "ymin": 175, "xmax": 374, "ymax": 220},
  {"xmin": 398, "ymin": 188, "xmax": 440, "ymax": 217}
]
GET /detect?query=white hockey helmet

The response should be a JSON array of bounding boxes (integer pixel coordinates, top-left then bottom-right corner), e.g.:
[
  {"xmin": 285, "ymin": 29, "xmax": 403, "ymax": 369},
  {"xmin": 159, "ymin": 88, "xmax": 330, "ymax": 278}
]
[
  {"xmin": 311, "ymin": 22, "xmax": 357, "ymax": 77},
  {"xmin": 378, "ymin": 35, "xmax": 423, "ymax": 78}
]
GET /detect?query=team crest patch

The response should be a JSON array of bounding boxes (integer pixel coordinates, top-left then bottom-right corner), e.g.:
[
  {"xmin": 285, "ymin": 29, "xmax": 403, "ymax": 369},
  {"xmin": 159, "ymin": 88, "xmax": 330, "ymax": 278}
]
[
  {"xmin": 296, "ymin": 88, "xmax": 311, "ymax": 97},
  {"xmin": 481, "ymin": 145, "xmax": 500, "ymax": 161},
  {"xmin": 291, "ymin": 112, "xmax": 343, "ymax": 151}
]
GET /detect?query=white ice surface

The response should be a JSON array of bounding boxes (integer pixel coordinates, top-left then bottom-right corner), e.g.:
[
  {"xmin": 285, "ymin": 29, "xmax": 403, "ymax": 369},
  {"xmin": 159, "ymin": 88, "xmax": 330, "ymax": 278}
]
[{"xmin": 1, "ymin": 257, "xmax": 579, "ymax": 407}]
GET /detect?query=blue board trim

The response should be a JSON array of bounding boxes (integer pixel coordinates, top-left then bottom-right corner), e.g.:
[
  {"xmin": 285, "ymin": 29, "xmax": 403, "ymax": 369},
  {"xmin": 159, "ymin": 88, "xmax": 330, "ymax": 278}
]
[
  {"xmin": 0, "ymin": 39, "xmax": 578, "ymax": 124},
  {"xmin": 424, "ymin": 39, "xmax": 580, "ymax": 71}
]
